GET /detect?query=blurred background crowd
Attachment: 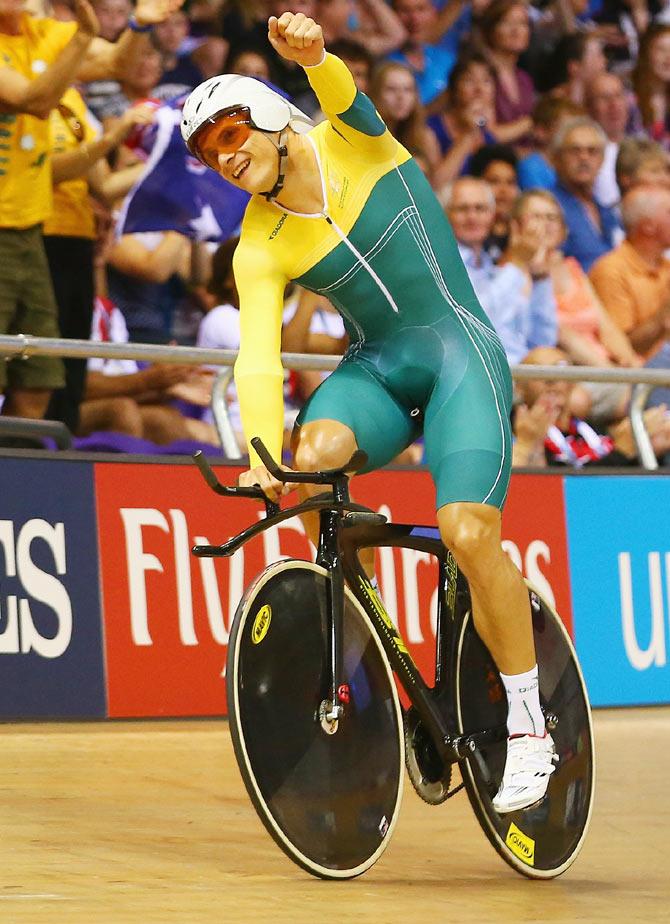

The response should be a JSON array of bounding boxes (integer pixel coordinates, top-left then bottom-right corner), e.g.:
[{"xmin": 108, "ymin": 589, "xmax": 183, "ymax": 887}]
[{"xmin": 3, "ymin": 0, "xmax": 670, "ymax": 468}]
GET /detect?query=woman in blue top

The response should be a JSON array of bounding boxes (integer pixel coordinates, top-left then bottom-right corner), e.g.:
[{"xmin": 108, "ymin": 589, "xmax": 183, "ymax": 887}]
[{"xmin": 429, "ymin": 53, "xmax": 512, "ymax": 189}]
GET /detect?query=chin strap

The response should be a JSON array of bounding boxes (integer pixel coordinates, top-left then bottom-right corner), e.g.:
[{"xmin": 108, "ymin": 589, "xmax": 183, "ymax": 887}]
[{"xmin": 262, "ymin": 128, "xmax": 289, "ymax": 201}]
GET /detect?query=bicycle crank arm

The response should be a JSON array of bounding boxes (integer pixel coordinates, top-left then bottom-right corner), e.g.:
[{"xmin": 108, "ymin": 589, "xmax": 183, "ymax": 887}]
[{"xmin": 446, "ymin": 724, "xmax": 508, "ymax": 760}]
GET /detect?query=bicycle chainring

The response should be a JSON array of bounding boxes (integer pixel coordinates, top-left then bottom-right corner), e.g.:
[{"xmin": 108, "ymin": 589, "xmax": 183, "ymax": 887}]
[{"xmin": 404, "ymin": 707, "xmax": 452, "ymax": 805}]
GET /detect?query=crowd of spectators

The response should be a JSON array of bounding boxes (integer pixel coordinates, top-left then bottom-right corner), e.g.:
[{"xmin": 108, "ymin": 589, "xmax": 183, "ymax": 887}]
[{"xmin": 2, "ymin": 0, "xmax": 670, "ymax": 467}]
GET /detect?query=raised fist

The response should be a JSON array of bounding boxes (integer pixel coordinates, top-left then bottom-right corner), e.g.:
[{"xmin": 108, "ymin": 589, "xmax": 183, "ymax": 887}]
[{"xmin": 268, "ymin": 12, "xmax": 325, "ymax": 67}]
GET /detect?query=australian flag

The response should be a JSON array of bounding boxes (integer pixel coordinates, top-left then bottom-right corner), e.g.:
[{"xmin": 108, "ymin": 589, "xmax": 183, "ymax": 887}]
[{"xmin": 117, "ymin": 96, "xmax": 250, "ymax": 242}]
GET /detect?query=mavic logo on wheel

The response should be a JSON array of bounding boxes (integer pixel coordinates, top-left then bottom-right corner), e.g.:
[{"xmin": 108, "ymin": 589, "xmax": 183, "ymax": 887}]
[
  {"xmin": 505, "ymin": 823, "xmax": 535, "ymax": 866},
  {"xmin": 251, "ymin": 605, "xmax": 272, "ymax": 645}
]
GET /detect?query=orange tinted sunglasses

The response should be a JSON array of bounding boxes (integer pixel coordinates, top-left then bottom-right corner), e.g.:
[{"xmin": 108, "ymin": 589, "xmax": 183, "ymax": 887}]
[{"xmin": 193, "ymin": 108, "xmax": 253, "ymax": 169}]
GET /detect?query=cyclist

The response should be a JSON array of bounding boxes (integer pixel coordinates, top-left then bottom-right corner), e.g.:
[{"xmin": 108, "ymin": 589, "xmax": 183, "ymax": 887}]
[{"xmin": 181, "ymin": 10, "xmax": 557, "ymax": 814}]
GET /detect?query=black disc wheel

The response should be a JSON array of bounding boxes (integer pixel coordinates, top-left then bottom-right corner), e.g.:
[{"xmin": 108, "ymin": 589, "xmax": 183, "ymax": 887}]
[
  {"xmin": 454, "ymin": 586, "xmax": 595, "ymax": 879},
  {"xmin": 226, "ymin": 560, "xmax": 404, "ymax": 879}
]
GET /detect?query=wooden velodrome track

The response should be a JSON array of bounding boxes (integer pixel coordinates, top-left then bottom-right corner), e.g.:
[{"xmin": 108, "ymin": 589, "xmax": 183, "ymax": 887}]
[{"xmin": 3, "ymin": 708, "xmax": 669, "ymax": 924}]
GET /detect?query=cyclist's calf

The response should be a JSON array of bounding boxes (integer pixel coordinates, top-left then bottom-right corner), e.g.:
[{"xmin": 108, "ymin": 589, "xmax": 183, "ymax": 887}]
[{"xmin": 438, "ymin": 502, "xmax": 535, "ymax": 675}]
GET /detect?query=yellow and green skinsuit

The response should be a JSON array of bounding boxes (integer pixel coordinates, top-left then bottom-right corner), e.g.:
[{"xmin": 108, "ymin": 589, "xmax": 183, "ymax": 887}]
[{"xmin": 233, "ymin": 52, "xmax": 513, "ymax": 509}]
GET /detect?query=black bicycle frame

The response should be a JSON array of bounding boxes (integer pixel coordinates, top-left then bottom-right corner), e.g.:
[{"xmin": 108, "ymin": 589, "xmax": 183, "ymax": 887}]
[
  {"xmin": 191, "ymin": 447, "xmax": 504, "ymax": 761},
  {"xmin": 337, "ymin": 522, "xmax": 483, "ymax": 762}
]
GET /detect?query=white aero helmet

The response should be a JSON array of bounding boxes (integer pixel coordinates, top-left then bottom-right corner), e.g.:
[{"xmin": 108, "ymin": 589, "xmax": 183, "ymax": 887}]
[{"xmin": 181, "ymin": 73, "xmax": 313, "ymax": 198}]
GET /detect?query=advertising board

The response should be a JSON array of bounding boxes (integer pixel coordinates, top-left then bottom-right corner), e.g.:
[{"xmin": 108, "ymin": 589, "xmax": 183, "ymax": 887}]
[
  {"xmin": 96, "ymin": 463, "xmax": 572, "ymax": 717},
  {"xmin": 565, "ymin": 476, "xmax": 670, "ymax": 707},
  {"xmin": 1, "ymin": 453, "xmax": 665, "ymax": 717},
  {"xmin": 0, "ymin": 458, "xmax": 105, "ymax": 717}
]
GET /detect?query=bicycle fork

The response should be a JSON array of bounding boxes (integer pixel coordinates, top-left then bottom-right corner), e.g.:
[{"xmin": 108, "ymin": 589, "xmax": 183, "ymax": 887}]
[{"xmin": 316, "ymin": 505, "xmax": 348, "ymax": 733}]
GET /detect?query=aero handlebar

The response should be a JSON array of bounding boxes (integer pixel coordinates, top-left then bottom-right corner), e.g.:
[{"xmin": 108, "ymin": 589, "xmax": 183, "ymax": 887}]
[
  {"xmin": 250, "ymin": 436, "xmax": 368, "ymax": 485},
  {"xmin": 192, "ymin": 438, "xmax": 368, "ymax": 517}
]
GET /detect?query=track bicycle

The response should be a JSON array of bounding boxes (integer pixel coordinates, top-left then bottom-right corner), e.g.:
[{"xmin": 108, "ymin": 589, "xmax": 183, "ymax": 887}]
[{"xmin": 192, "ymin": 439, "xmax": 595, "ymax": 880}]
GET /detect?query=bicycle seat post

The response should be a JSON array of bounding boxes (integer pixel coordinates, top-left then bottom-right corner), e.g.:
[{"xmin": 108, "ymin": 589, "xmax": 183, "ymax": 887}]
[{"xmin": 330, "ymin": 471, "xmax": 351, "ymax": 506}]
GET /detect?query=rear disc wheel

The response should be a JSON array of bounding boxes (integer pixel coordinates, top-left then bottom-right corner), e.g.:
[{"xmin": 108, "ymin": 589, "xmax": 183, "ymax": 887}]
[{"xmin": 454, "ymin": 588, "xmax": 595, "ymax": 879}]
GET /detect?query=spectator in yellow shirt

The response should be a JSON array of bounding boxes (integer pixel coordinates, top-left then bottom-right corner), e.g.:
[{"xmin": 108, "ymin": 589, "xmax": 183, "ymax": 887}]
[
  {"xmin": 0, "ymin": 0, "xmax": 184, "ymax": 425},
  {"xmin": 44, "ymin": 86, "xmax": 155, "ymax": 433}
]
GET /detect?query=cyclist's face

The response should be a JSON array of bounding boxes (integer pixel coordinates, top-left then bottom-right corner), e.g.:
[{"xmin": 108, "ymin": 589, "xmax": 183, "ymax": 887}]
[
  {"xmin": 195, "ymin": 109, "xmax": 286, "ymax": 195},
  {"xmin": 208, "ymin": 127, "xmax": 283, "ymax": 195},
  {"xmin": 196, "ymin": 114, "xmax": 249, "ymax": 169}
]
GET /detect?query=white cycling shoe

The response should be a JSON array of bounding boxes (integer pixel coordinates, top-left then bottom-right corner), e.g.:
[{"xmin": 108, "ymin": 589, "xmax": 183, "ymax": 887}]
[{"xmin": 492, "ymin": 732, "xmax": 559, "ymax": 815}]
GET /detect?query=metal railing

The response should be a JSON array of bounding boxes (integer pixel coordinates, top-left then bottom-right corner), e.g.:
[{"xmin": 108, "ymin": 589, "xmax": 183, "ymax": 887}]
[{"xmin": 1, "ymin": 334, "xmax": 668, "ymax": 469}]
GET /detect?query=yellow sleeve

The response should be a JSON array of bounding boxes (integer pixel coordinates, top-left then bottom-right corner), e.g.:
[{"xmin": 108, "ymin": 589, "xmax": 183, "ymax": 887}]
[
  {"xmin": 233, "ymin": 234, "xmax": 287, "ymax": 468},
  {"xmin": 39, "ymin": 17, "xmax": 79, "ymax": 58},
  {"xmin": 304, "ymin": 52, "xmax": 398, "ymax": 160}
]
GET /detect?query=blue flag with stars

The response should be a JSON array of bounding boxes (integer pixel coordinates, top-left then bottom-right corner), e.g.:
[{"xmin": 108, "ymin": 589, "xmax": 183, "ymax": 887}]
[{"xmin": 117, "ymin": 97, "xmax": 250, "ymax": 242}]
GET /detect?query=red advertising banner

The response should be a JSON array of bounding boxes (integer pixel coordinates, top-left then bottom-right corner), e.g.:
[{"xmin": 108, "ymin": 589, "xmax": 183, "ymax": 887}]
[
  {"xmin": 95, "ymin": 462, "xmax": 311, "ymax": 717},
  {"xmin": 95, "ymin": 463, "xmax": 571, "ymax": 718},
  {"xmin": 502, "ymin": 474, "xmax": 573, "ymax": 635}
]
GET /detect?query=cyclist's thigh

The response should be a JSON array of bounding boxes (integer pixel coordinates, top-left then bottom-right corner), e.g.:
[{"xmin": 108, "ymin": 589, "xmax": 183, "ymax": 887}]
[
  {"xmin": 424, "ymin": 336, "xmax": 513, "ymax": 511},
  {"xmin": 296, "ymin": 359, "xmax": 417, "ymax": 471}
]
